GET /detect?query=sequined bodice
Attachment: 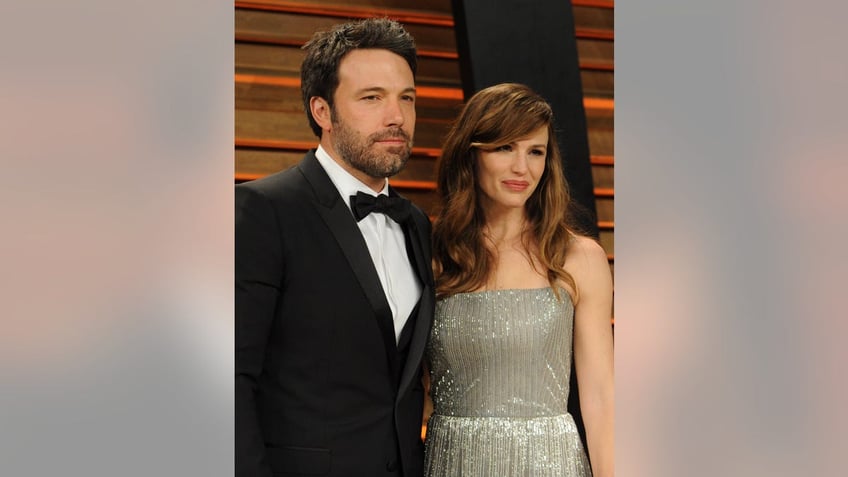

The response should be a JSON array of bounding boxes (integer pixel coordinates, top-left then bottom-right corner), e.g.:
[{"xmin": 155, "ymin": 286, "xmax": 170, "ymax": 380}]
[{"xmin": 426, "ymin": 287, "xmax": 574, "ymax": 418}]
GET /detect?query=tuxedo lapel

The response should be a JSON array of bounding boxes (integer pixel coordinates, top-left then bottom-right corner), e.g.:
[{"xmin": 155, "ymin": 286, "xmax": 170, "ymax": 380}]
[
  {"xmin": 297, "ymin": 152, "xmax": 398, "ymax": 364},
  {"xmin": 395, "ymin": 208, "xmax": 435, "ymax": 399},
  {"xmin": 389, "ymin": 186, "xmax": 429, "ymax": 286}
]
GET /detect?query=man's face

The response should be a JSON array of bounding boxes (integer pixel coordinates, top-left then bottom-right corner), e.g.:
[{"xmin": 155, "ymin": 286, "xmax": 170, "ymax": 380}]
[{"xmin": 327, "ymin": 49, "xmax": 416, "ymax": 184}]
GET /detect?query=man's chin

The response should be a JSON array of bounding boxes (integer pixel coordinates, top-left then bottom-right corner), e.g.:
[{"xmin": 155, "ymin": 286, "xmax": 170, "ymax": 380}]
[{"xmin": 378, "ymin": 157, "xmax": 408, "ymax": 178}]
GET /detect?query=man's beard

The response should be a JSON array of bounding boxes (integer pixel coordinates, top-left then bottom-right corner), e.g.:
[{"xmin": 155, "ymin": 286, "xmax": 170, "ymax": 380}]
[{"xmin": 332, "ymin": 113, "xmax": 413, "ymax": 179}]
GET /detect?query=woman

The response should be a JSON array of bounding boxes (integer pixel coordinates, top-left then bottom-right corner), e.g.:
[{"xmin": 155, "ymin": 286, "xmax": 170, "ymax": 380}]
[{"xmin": 424, "ymin": 83, "xmax": 614, "ymax": 476}]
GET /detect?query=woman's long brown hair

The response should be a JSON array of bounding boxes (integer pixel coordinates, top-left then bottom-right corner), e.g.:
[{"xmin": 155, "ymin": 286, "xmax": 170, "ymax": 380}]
[{"xmin": 432, "ymin": 83, "xmax": 578, "ymax": 300}]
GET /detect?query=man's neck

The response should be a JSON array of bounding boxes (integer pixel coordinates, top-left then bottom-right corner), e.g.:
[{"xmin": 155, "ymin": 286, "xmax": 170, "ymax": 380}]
[{"xmin": 319, "ymin": 141, "xmax": 386, "ymax": 193}]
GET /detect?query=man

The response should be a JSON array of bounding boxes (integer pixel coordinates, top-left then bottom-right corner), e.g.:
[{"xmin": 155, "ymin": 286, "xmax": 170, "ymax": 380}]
[{"xmin": 235, "ymin": 18, "xmax": 434, "ymax": 477}]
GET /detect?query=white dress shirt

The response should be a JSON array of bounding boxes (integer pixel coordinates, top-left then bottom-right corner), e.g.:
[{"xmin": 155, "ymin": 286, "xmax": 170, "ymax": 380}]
[{"xmin": 315, "ymin": 146, "xmax": 422, "ymax": 343}]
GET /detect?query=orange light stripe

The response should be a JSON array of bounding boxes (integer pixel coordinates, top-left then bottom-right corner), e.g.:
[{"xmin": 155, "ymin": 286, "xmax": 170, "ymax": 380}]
[
  {"xmin": 415, "ymin": 85, "xmax": 464, "ymax": 101},
  {"xmin": 591, "ymin": 155, "xmax": 615, "ymax": 166},
  {"xmin": 389, "ymin": 180, "xmax": 436, "ymax": 190},
  {"xmin": 235, "ymin": 74, "xmax": 301, "ymax": 88},
  {"xmin": 418, "ymin": 50, "xmax": 459, "ymax": 60},
  {"xmin": 235, "ymin": 172, "xmax": 265, "ymax": 182},
  {"xmin": 576, "ymin": 28, "xmax": 614, "ymax": 41},
  {"xmin": 234, "ymin": 33, "xmax": 301, "ymax": 48},
  {"xmin": 584, "ymin": 97, "xmax": 614, "ymax": 110},
  {"xmin": 598, "ymin": 220, "xmax": 614, "ymax": 229},
  {"xmin": 594, "ymin": 187, "xmax": 614, "ymax": 198},
  {"xmin": 236, "ymin": 138, "xmax": 316, "ymax": 150},
  {"xmin": 579, "ymin": 61, "xmax": 614, "ymax": 72},
  {"xmin": 572, "ymin": 0, "xmax": 614, "ymax": 8}
]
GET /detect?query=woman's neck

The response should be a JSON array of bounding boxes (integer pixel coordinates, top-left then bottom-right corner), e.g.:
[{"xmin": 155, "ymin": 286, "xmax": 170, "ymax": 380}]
[{"xmin": 482, "ymin": 211, "xmax": 531, "ymax": 250}]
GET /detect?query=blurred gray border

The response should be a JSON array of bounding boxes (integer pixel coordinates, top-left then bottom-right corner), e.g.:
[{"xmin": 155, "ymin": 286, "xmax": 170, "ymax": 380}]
[{"xmin": 617, "ymin": 1, "xmax": 848, "ymax": 476}]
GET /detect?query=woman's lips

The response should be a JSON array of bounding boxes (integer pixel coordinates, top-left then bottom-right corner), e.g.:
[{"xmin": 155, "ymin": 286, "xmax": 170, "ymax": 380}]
[{"xmin": 502, "ymin": 180, "xmax": 529, "ymax": 191}]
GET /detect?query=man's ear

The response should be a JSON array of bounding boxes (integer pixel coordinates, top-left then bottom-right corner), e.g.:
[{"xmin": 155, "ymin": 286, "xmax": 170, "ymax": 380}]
[{"xmin": 310, "ymin": 97, "xmax": 332, "ymax": 132}]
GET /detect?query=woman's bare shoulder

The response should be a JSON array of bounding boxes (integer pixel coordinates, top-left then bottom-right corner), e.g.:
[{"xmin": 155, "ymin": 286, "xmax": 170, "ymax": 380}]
[{"xmin": 565, "ymin": 234, "xmax": 608, "ymax": 264}]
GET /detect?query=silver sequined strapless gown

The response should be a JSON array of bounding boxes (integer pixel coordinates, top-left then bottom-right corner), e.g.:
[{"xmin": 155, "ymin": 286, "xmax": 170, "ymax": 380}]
[{"xmin": 424, "ymin": 288, "xmax": 591, "ymax": 476}]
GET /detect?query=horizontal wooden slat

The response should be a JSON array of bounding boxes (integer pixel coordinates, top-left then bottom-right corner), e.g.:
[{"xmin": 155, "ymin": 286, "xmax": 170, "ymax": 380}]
[
  {"xmin": 236, "ymin": 42, "xmax": 462, "ymax": 87},
  {"xmin": 585, "ymin": 104, "xmax": 614, "ymax": 129},
  {"xmin": 588, "ymin": 128, "xmax": 613, "ymax": 156},
  {"xmin": 573, "ymin": 5, "xmax": 614, "ymax": 30},
  {"xmin": 592, "ymin": 164, "xmax": 613, "ymax": 189},
  {"xmin": 576, "ymin": 38, "xmax": 613, "ymax": 69},
  {"xmin": 236, "ymin": 0, "xmax": 454, "ymax": 26},
  {"xmin": 235, "ymin": 8, "xmax": 458, "ymax": 54},
  {"xmin": 598, "ymin": 228, "xmax": 613, "ymax": 256},
  {"xmin": 595, "ymin": 197, "xmax": 613, "ymax": 223},
  {"xmin": 580, "ymin": 69, "xmax": 614, "ymax": 99}
]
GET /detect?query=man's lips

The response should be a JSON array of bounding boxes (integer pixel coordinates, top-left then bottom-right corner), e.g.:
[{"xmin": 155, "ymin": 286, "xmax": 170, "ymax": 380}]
[{"xmin": 502, "ymin": 180, "xmax": 530, "ymax": 191}]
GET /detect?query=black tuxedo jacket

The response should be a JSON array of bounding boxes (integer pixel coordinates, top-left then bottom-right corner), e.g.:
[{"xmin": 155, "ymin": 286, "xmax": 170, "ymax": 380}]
[{"xmin": 235, "ymin": 151, "xmax": 435, "ymax": 477}]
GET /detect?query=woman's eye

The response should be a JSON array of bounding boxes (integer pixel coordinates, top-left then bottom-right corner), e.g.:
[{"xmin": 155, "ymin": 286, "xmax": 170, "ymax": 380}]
[{"xmin": 495, "ymin": 145, "xmax": 512, "ymax": 152}]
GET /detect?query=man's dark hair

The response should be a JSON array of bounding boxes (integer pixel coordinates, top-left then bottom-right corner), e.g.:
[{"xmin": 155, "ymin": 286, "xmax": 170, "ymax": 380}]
[{"xmin": 300, "ymin": 18, "xmax": 418, "ymax": 137}]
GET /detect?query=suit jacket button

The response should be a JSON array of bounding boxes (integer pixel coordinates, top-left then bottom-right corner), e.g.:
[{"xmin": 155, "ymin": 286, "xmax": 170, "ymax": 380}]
[{"xmin": 386, "ymin": 459, "xmax": 399, "ymax": 472}]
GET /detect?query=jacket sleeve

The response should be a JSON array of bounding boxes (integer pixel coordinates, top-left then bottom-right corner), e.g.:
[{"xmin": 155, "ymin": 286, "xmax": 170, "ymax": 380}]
[{"xmin": 235, "ymin": 184, "xmax": 284, "ymax": 477}]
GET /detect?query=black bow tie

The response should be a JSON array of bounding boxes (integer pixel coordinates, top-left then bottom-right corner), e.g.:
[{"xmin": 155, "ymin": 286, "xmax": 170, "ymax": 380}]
[{"xmin": 349, "ymin": 191, "xmax": 412, "ymax": 224}]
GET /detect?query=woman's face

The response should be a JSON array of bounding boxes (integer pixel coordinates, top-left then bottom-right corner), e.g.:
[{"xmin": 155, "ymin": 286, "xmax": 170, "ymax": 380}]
[{"xmin": 475, "ymin": 126, "xmax": 548, "ymax": 213}]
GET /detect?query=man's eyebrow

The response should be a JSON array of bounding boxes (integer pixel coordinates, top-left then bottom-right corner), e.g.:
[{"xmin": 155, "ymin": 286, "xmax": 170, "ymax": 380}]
[{"xmin": 354, "ymin": 86, "xmax": 417, "ymax": 95}]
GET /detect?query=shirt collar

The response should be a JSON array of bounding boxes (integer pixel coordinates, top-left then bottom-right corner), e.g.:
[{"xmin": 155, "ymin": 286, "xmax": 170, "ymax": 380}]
[{"xmin": 314, "ymin": 145, "xmax": 389, "ymax": 211}]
